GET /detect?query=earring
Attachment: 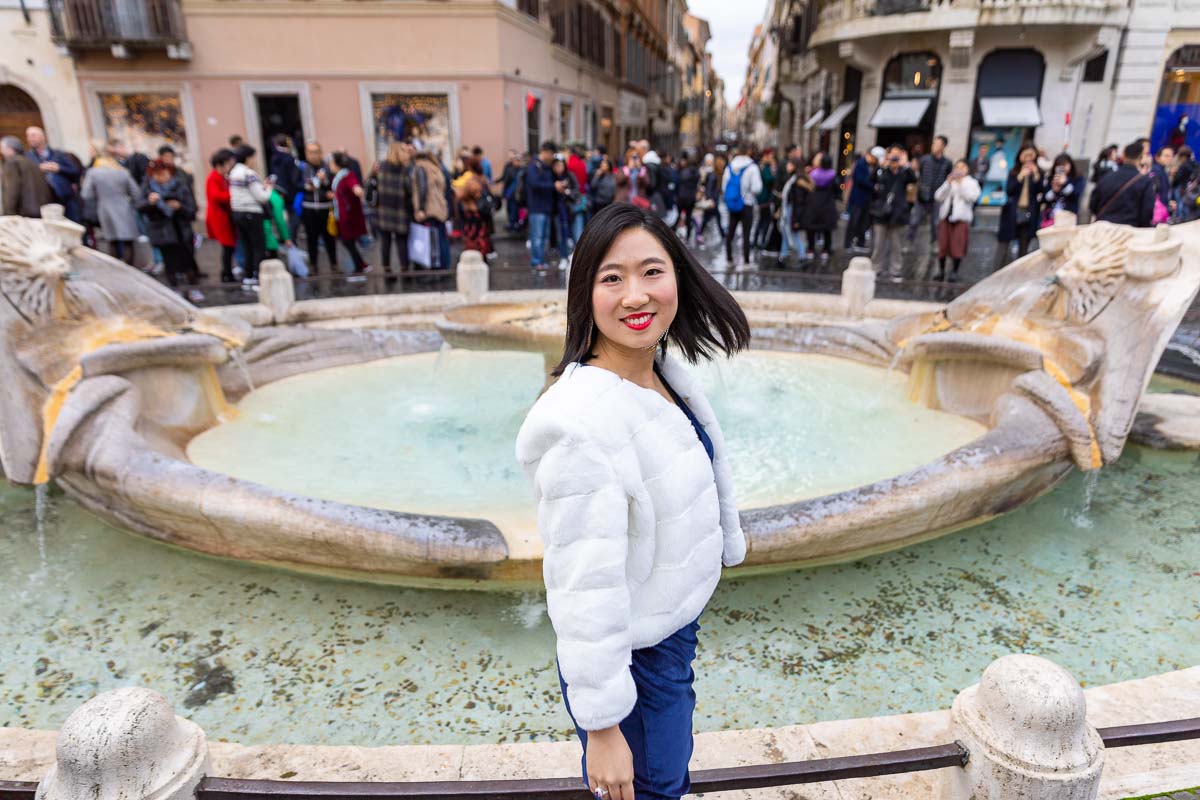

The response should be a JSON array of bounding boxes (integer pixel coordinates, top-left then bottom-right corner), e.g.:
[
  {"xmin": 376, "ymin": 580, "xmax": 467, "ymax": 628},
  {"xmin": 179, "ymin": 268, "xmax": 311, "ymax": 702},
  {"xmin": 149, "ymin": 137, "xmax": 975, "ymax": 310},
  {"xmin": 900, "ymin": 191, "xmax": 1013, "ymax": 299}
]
[{"xmin": 643, "ymin": 326, "xmax": 669, "ymax": 350}]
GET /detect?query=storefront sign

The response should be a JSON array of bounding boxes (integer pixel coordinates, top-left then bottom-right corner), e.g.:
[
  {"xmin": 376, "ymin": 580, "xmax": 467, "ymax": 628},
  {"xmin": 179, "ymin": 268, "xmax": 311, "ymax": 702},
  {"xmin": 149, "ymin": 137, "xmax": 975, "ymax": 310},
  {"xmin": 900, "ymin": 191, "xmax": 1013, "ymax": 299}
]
[{"xmin": 618, "ymin": 90, "xmax": 648, "ymax": 127}]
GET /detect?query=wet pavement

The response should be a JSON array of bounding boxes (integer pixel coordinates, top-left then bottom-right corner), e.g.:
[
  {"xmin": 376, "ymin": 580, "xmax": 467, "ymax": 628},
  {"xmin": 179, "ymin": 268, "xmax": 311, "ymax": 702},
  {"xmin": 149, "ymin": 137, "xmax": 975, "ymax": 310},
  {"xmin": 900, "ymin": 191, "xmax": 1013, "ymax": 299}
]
[{"xmin": 181, "ymin": 208, "xmax": 1200, "ymax": 382}]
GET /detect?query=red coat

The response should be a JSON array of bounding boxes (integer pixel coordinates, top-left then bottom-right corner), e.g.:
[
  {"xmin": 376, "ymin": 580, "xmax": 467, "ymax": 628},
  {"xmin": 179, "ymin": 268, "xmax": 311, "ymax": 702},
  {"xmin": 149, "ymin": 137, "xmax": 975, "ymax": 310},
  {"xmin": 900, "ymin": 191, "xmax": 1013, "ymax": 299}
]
[
  {"xmin": 333, "ymin": 170, "xmax": 367, "ymax": 240},
  {"xmin": 204, "ymin": 170, "xmax": 236, "ymax": 246},
  {"xmin": 567, "ymin": 154, "xmax": 588, "ymax": 193}
]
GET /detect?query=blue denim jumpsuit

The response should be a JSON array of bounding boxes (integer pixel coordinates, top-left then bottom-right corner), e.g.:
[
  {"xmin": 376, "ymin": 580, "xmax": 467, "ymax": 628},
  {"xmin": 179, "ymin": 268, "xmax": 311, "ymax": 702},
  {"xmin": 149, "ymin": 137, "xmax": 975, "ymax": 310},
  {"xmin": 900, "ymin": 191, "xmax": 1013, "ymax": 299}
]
[{"xmin": 557, "ymin": 367, "xmax": 715, "ymax": 800}]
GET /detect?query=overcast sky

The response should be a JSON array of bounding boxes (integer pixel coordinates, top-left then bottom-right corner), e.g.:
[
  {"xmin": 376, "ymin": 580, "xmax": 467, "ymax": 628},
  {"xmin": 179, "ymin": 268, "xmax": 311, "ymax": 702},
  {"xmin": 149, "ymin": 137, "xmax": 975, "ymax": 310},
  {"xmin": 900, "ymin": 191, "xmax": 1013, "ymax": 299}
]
[{"xmin": 687, "ymin": 0, "xmax": 770, "ymax": 105}]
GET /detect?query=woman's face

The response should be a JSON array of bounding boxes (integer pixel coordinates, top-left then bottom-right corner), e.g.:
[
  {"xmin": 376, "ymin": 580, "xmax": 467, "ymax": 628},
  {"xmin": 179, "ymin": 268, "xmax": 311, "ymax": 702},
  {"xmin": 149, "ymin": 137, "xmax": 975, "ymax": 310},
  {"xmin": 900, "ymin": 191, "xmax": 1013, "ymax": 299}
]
[
  {"xmin": 1020, "ymin": 148, "xmax": 1036, "ymax": 165},
  {"xmin": 591, "ymin": 228, "xmax": 678, "ymax": 355}
]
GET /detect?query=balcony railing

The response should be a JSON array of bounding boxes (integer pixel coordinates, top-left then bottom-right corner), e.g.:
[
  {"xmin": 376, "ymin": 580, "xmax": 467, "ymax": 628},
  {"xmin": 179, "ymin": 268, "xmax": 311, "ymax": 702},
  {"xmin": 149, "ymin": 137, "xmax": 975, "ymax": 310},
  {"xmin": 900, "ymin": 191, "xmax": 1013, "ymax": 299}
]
[
  {"xmin": 816, "ymin": 0, "xmax": 1124, "ymax": 32},
  {"xmin": 48, "ymin": 0, "xmax": 188, "ymax": 49}
]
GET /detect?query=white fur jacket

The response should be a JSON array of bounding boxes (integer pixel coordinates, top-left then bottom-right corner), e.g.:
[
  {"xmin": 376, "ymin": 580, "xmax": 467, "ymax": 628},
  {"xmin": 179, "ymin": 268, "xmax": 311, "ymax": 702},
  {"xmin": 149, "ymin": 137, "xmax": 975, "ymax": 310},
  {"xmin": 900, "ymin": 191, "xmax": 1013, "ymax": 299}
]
[{"xmin": 515, "ymin": 351, "xmax": 746, "ymax": 731}]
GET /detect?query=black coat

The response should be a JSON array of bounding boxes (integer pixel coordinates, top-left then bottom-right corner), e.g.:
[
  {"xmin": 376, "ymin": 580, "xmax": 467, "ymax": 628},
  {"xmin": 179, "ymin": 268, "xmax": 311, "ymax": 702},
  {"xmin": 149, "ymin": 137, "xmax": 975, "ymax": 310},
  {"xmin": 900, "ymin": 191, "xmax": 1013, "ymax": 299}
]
[
  {"xmin": 676, "ymin": 166, "xmax": 700, "ymax": 204},
  {"xmin": 1088, "ymin": 164, "xmax": 1155, "ymax": 228},
  {"xmin": 869, "ymin": 167, "xmax": 916, "ymax": 226},
  {"xmin": 802, "ymin": 176, "xmax": 839, "ymax": 231},
  {"xmin": 998, "ymin": 168, "xmax": 1043, "ymax": 242},
  {"xmin": 786, "ymin": 177, "xmax": 812, "ymax": 231},
  {"xmin": 137, "ymin": 175, "xmax": 196, "ymax": 247}
]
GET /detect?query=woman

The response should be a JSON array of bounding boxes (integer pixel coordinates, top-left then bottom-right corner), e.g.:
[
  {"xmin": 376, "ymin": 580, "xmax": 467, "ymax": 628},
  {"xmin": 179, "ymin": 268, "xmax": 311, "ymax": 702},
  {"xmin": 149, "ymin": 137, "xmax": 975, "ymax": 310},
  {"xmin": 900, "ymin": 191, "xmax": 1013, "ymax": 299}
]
[
  {"xmin": 205, "ymin": 149, "xmax": 238, "ymax": 283},
  {"xmin": 614, "ymin": 151, "xmax": 642, "ymax": 206},
  {"xmin": 696, "ymin": 153, "xmax": 726, "ymax": 245},
  {"xmin": 227, "ymin": 145, "xmax": 273, "ymax": 284},
  {"xmin": 261, "ymin": 182, "xmax": 292, "ymax": 260},
  {"xmin": 802, "ymin": 153, "xmax": 838, "ymax": 262},
  {"xmin": 138, "ymin": 159, "xmax": 203, "ymax": 303},
  {"xmin": 375, "ymin": 140, "xmax": 413, "ymax": 274},
  {"xmin": 588, "ymin": 156, "xmax": 616, "ymax": 217},
  {"xmin": 455, "ymin": 156, "xmax": 493, "ymax": 256},
  {"xmin": 997, "ymin": 144, "xmax": 1042, "ymax": 268},
  {"xmin": 552, "ymin": 156, "xmax": 584, "ymax": 265},
  {"xmin": 781, "ymin": 157, "xmax": 810, "ymax": 265},
  {"xmin": 674, "ymin": 154, "xmax": 700, "ymax": 242},
  {"xmin": 1040, "ymin": 153, "xmax": 1085, "ymax": 225},
  {"xmin": 932, "ymin": 159, "xmax": 981, "ymax": 282},
  {"xmin": 515, "ymin": 203, "xmax": 751, "ymax": 800},
  {"xmin": 80, "ymin": 142, "xmax": 141, "ymax": 264},
  {"xmin": 1091, "ymin": 144, "xmax": 1120, "ymax": 185},
  {"xmin": 331, "ymin": 151, "xmax": 372, "ymax": 274}
]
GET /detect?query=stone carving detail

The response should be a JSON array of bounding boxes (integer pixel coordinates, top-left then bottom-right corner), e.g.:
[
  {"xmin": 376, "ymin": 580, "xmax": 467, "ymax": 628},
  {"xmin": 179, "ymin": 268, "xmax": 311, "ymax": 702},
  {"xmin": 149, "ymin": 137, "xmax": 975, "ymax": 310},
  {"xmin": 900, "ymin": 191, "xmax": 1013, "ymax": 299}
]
[
  {"xmin": 1048, "ymin": 221, "xmax": 1133, "ymax": 324},
  {"xmin": 0, "ymin": 215, "xmax": 85, "ymax": 321}
]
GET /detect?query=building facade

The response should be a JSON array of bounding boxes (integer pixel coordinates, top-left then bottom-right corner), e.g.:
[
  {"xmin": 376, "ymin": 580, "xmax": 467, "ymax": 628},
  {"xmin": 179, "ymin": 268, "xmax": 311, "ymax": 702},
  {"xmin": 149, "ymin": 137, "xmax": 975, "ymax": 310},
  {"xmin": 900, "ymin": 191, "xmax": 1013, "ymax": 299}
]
[
  {"xmin": 0, "ymin": 0, "xmax": 718, "ymax": 212},
  {"xmin": 0, "ymin": 0, "xmax": 90, "ymax": 155},
  {"xmin": 765, "ymin": 0, "xmax": 1200, "ymax": 191}
]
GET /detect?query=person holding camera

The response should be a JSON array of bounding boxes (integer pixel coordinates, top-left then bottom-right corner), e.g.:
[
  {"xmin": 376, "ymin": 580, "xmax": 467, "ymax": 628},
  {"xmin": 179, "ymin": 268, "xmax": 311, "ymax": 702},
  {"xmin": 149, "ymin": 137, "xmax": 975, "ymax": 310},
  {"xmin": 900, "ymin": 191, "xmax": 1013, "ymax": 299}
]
[
  {"xmin": 932, "ymin": 159, "xmax": 981, "ymax": 282},
  {"xmin": 995, "ymin": 144, "xmax": 1043, "ymax": 269},
  {"xmin": 1040, "ymin": 153, "xmax": 1084, "ymax": 226},
  {"xmin": 869, "ymin": 144, "xmax": 917, "ymax": 282}
]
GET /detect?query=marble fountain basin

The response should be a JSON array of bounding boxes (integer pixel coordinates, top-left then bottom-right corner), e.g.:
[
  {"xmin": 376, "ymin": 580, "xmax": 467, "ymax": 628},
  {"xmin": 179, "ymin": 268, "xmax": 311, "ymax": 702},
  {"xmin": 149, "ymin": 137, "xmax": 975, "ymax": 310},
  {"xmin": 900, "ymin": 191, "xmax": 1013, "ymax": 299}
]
[{"xmin": 0, "ymin": 213, "xmax": 1198, "ymax": 587}]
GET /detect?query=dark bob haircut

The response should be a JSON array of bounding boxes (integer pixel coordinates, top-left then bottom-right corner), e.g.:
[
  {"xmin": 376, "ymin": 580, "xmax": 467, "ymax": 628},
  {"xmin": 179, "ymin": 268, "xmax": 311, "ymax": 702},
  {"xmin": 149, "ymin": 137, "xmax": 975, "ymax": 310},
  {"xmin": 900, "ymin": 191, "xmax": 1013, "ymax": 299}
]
[{"xmin": 551, "ymin": 202, "xmax": 751, "ymax": 377}]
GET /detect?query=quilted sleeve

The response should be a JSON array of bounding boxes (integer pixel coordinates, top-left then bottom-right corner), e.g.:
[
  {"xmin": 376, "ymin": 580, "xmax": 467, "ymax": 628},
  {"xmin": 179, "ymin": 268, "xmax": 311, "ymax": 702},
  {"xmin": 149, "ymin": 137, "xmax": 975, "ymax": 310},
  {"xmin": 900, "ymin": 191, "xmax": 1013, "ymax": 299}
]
[
  {"xmin": 705, "ymin": 417, "xmax": 747, "ymax": 567},
  {"xmin": 532, "ymin": 436, "xmax": 636, "ymax": 731}
]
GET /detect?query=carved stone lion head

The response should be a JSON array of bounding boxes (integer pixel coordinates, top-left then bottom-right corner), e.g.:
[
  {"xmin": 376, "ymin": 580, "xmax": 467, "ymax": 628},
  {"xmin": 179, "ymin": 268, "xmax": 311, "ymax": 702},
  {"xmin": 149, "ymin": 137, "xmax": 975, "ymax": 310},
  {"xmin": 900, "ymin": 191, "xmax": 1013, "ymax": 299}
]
[
  {"xmin": 1049, "ymin": 222, "xmax": 1133, "ymax": 324},
  {"xmin": 0, "ymin": 215, "xmax": 85, "ymax": 320}
]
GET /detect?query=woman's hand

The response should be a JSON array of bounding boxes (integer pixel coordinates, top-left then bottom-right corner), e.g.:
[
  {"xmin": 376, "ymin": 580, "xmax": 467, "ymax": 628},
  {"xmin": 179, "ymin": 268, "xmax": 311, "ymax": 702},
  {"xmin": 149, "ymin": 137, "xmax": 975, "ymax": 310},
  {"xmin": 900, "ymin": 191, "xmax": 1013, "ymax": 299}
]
[{"xmin": 587, "ymin": 726, "xmax": 635, "ymax": 800}]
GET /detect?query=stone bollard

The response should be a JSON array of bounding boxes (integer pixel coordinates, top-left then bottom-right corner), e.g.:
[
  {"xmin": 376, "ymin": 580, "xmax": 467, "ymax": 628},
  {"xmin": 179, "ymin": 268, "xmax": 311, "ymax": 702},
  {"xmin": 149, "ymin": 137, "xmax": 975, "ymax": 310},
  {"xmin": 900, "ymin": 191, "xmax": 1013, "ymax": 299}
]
[
  {"xmin": 258, "ymin": 258, "xmax": 295, "ymax": 323},
  {"xmin": 37, "ymin": 687, "xmax": 210, "ymax": 800},
  {"xmin": 457, "ymin": 249, "xmax": 488, "ymax": 305},
  {"xmin": 841, "ymin": 256, "xmax": 876, "ymax": 317},
  {"xmin": 939, "ymin": 654, "xmax": 1104, "ymax": 800}
]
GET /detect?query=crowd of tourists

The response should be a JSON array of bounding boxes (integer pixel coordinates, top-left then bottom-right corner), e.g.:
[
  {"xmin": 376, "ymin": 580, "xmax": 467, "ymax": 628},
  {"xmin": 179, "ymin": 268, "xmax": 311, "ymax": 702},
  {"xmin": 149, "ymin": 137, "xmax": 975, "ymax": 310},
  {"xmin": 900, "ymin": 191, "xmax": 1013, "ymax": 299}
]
[{"xmin": 4, "ymin": 123, "xmax": 1198, "ymax": 298}]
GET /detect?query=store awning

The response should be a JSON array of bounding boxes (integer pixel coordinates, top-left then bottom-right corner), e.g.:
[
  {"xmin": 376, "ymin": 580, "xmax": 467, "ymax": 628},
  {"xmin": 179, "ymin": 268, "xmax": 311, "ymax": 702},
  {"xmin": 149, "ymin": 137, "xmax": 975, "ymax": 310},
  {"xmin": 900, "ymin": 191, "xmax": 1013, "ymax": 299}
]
[
  {"xmin": 803, "ymin": 109, "xmax": 826, "ymax": 130},
  {"xmin": 820, "ymin": 101, "xmax": 857, "ymax": 131},
  {"xmin": 868, "ymin": 97, "xmax": 932, "ymax": 128},
  {"xmin": 979, "ymin": 96, "xmax": 1042, "ymax": 127}
]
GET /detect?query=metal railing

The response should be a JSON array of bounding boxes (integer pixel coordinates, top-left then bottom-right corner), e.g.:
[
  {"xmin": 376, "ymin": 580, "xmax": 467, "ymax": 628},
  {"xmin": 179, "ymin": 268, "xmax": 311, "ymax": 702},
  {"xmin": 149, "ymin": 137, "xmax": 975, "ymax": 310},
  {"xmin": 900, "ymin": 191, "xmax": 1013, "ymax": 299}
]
[
  {"xmin": 47, "ymin": 0, "xmax": 187, "ymax": 47},
  {"xmin": 2, "ymin": 717, "xmax": 1197, "ymax": 800}
]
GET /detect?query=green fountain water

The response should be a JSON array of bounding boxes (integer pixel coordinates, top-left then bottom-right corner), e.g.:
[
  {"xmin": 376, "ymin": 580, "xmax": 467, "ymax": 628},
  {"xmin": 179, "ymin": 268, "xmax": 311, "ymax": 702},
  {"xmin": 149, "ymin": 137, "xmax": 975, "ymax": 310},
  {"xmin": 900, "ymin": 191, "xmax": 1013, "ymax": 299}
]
[
  {"xmin": 186, "ymin": 350, "xmax": 987, "ymax": 553},
  {"xmin": 2, "ymin": 351, "xmax": 1197, "ymax": 746}
]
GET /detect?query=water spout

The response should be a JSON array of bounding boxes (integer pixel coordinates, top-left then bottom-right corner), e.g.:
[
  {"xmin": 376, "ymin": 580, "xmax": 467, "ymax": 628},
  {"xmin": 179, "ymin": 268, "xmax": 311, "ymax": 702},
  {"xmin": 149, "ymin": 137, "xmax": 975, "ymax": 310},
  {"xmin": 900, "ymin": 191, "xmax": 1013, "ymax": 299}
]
[
  {"xmin": 230, "ymin": 349, "xmax": 256, "ymax": 393},
  {"xmin": 1070, "ymin": 470, "xmax": 1100, "ymax": 529},
  {"xmin": 34, "ymin": 483, "xmax": 49, "ymax": 569}
]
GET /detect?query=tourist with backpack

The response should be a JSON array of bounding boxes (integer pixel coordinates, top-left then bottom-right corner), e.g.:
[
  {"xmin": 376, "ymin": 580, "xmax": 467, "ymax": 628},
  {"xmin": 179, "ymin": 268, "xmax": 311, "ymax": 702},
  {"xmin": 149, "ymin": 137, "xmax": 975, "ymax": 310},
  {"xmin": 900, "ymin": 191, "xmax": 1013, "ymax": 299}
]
[{"xmin": 721, "ymin": 144, "xmax": 763, "ymax": 268}]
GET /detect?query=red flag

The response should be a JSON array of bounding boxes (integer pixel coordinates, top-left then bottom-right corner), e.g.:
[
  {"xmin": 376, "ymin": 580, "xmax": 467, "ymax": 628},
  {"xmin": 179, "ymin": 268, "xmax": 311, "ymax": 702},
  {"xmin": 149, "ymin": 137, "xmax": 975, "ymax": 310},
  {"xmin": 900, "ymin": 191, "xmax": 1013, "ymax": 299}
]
[{"xmin": 526, "ymin": 92, "xmax": 537, "ymax": 113}]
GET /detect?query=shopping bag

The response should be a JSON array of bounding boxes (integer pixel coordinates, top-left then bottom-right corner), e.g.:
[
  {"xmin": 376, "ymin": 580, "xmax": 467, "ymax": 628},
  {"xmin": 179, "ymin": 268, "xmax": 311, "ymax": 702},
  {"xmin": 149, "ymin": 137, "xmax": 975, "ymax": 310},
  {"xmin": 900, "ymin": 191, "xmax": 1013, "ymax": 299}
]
[
  {"xmin": 284, "ymin": 244, "xmax": 309, "ymax": 278},
  {"xmin": 326, "ymin": 210, "xmax": 338, "ymax": 238},
  {"xmin": 408, "ymin": 223, "xmax": 433, "ymax": 268}
]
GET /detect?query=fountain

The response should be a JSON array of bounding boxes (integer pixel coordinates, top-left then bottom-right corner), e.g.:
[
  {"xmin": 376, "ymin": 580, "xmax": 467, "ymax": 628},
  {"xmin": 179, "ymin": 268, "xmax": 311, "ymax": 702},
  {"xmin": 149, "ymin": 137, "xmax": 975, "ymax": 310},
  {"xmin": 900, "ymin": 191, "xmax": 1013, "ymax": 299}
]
[
  {"xmin": 0, "ymin": 209, "xmax": 1198, "ymax": 587},
  {"xmin": 2, "ymin": 209, "xmax": 1200, "ymax": 792}
]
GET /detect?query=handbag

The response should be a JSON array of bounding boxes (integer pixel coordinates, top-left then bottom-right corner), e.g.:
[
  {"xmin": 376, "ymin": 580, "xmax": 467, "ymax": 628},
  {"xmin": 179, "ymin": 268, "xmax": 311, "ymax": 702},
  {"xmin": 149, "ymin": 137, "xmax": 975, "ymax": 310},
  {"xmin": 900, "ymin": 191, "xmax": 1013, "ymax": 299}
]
[
  {"xmin": 284, "ymin": 244, "xmax": 309, "ymax": 278},
  {"xmin": 326, "ymin": 210, "xmax": 338, "ymax": 237},
  {"xmin": 408, "ymin": 222, "xmax": 433, "ymax": 268},
  {"xmin": 1152, "ymin": 196, "xmax": 1170, "ymax": 225}
]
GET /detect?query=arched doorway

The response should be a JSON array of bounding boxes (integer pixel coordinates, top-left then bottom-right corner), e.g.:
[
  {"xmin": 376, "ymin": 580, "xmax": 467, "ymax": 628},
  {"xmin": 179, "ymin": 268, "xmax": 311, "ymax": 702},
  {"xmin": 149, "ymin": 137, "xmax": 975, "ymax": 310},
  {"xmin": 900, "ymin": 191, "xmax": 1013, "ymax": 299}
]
[
  {"xmin": 869, "ymin": 52, "xmax": 942, "ymax": 154},
  {"xmin": 0, "ymin": 84, "xmax": 43, "ymax": 143},
  {"xmin": 968, "ymin": 49, "xmax": 1046, "ymax": 203},
  {"xmin": 1151, "ymin": 46, "xmax": 1200, "ymax": 156}
]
